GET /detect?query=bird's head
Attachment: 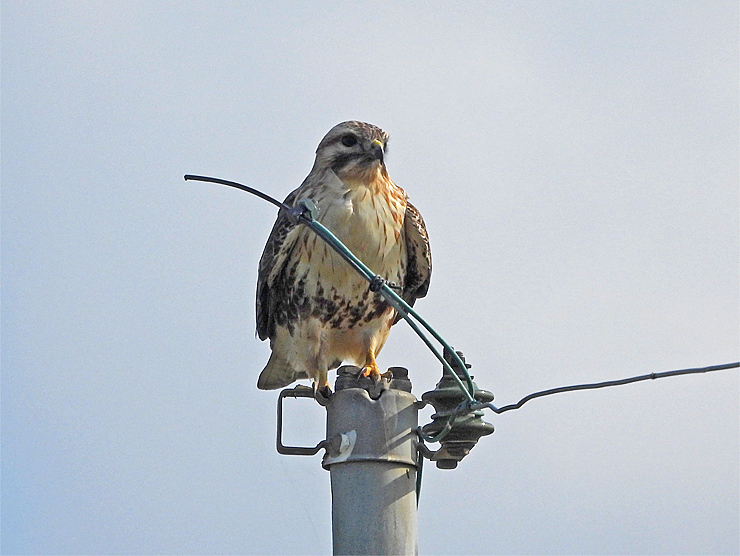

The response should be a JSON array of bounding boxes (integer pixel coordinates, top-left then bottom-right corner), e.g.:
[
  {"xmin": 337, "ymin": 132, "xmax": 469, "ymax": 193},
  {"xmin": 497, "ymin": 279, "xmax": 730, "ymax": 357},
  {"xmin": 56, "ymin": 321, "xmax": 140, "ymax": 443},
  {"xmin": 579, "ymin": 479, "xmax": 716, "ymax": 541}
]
[{"xmin": 313, "ymin": 121, "xmax": 390, "ymax": 183}]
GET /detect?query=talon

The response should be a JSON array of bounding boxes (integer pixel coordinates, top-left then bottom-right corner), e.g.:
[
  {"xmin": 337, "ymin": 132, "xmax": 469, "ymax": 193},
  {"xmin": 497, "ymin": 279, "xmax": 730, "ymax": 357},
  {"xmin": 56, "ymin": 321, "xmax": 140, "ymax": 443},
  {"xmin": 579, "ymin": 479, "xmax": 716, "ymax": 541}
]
[
  {"xmin": 313, "ymin": 380, "xmax": 332, "ymax": 401},
  {"xmin": 359, "ymin": 348, "xmax": 383, "ymax": 381},
  {"xmin": 360, "ymin": 363, "xmax": 381, "ymax": 380},
  {"xmin": 360, "ymin": 361, "xmax": 381, "ymax": 381}
]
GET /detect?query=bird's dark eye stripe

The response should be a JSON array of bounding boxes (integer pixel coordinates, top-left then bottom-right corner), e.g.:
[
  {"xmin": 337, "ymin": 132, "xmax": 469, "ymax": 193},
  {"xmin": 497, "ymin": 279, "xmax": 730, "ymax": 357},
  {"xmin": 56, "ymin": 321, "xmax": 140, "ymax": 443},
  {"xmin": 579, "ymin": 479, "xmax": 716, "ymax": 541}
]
[{"xmin": 340, "ymin": 134, "xmax": 357, "ymax": 147}]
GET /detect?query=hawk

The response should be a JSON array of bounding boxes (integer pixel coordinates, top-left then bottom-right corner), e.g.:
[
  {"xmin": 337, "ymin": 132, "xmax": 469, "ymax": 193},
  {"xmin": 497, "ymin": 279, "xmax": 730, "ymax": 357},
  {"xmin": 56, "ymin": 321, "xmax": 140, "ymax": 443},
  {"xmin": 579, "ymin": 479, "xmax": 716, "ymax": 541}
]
[{"xmin": 256, "ymin": 121, "xmax": 432, "ymax": 393}]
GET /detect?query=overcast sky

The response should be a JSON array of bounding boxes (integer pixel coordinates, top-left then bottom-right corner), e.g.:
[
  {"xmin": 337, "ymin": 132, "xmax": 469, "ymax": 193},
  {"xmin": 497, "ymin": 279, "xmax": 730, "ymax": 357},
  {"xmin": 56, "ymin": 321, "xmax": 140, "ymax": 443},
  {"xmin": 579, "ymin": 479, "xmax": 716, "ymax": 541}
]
[{"xmin": 2, "ymin": 2, "xmax": 738, "ymax": 555}]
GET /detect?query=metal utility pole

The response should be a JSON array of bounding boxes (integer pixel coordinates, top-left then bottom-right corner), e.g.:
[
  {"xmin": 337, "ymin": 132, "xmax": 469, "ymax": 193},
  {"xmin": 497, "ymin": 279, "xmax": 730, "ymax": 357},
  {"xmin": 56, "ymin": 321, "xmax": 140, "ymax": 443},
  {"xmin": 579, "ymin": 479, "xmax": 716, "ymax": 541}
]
[
  {"xmin": 321, "ymin": 366, "xmax": 419, "ymax": 556},
  {"xmin": 276, "ymin": 352, "xmax": 493, "ymax": 555}
]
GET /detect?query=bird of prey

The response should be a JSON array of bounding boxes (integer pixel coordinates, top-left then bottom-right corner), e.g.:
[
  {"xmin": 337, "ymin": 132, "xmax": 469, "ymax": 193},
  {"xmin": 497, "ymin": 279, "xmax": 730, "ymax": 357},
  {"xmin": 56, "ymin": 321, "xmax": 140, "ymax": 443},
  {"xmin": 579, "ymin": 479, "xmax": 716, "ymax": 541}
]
[{"xmin": 256, "ymin": 121, "xmax": 431, "ymax": 394}]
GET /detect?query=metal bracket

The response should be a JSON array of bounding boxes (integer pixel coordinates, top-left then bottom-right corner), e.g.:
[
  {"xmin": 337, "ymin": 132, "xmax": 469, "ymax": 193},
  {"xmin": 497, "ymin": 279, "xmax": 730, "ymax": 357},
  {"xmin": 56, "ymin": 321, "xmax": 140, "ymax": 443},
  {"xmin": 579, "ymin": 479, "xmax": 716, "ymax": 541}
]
[{"xmin": 276, "ymin": 385, "xmax": 328, "ymax": 455}]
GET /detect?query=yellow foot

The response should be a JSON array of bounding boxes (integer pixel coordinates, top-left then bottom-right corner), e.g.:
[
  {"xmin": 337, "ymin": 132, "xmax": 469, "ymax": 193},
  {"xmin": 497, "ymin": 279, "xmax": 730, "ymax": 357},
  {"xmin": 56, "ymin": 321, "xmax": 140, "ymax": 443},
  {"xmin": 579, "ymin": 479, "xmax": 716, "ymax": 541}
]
[
  {"xmin": 359, "ymin": 348, "xmax": 386, "ymax": 382},
  {"xmin": 380, "ymin": 369, "xmax": 393, "ymax": 380},
  {"xmin": 360, "ymin": 361, "xmax": 381, "ymax": 381}
]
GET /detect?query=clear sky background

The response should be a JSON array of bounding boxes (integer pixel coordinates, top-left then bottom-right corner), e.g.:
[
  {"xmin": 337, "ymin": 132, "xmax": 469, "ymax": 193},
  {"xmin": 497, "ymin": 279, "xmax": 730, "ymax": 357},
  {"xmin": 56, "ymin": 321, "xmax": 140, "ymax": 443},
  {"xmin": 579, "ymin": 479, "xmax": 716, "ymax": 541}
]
[{"xmin": 2, "ymin": 2, "xmax": 738, "ymax": 555}]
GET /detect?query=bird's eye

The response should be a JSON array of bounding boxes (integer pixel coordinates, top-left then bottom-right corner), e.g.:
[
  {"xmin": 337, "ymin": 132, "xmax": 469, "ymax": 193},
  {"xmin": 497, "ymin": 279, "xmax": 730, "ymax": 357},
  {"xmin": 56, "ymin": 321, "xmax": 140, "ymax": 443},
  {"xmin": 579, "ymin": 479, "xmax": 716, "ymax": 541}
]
[{"xmin": 341, "ymin": 134, "xmax": 357, "ymax": 147}]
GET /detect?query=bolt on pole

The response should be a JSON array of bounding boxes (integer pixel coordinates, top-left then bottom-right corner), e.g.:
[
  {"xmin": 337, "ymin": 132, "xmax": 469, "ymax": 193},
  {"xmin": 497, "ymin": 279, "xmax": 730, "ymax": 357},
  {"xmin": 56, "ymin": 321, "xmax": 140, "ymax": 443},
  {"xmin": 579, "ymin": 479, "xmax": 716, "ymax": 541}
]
[{"xmin": 321, "ymin": 366, "xmax": 419, "ymax": 556}]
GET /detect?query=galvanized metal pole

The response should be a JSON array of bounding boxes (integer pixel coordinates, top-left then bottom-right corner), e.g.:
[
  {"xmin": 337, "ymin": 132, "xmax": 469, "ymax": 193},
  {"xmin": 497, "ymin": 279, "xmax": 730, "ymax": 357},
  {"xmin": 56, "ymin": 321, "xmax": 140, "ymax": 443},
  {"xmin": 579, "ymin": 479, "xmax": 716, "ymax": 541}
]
[{"xmin": 322, "ymin": 366, "xmax": 419, "ymax": 556}]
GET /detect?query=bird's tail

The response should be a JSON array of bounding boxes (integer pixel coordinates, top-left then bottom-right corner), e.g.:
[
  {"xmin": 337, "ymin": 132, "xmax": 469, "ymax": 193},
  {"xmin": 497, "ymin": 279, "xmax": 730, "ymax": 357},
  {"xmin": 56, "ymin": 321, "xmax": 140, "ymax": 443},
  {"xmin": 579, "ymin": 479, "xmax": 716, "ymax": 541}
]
[{"xmin": 257, "ymin": 352, "xmax": 308, "ymax": 390}]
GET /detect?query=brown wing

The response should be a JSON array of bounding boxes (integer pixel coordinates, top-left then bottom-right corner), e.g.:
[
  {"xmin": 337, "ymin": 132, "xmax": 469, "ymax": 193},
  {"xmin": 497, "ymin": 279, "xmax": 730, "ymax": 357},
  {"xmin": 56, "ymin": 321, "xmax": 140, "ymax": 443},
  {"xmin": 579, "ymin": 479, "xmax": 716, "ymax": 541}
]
[
  {"xmin": 395, "ymin": 200, "xmax": 432, "ymax": 323},
  {"xmin": 255, "ymin": 188, "xmax": 301, "ymax": 342}
]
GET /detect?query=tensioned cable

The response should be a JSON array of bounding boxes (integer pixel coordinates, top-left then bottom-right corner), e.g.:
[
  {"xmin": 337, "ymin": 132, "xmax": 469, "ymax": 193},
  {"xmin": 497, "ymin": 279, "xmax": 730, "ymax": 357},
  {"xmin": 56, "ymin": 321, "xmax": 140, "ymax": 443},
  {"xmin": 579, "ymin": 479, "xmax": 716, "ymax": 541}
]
[
  {"xmin": 474, "ymin": 361, "xmax": 739, "ymax": 414},
  {"xmin": 183, "ymin": 175, "xmax": 739, "ymax": 425}
]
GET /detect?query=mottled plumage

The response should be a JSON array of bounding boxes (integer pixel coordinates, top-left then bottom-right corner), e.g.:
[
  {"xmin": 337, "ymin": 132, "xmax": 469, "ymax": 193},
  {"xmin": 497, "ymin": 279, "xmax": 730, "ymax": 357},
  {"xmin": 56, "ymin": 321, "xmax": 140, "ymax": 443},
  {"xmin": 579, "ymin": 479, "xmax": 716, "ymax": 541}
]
[{"xmin": 256, "ymin": 121, "xmax": 431, "ymax": 391}]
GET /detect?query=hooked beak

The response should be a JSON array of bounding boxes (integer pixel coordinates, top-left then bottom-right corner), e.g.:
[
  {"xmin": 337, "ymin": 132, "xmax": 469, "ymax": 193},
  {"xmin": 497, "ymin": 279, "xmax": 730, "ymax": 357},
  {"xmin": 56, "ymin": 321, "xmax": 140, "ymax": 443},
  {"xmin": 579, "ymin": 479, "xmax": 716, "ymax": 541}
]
[{"xmin": 369, "ymin": 138, "xmax": 384, "ymax": 163}]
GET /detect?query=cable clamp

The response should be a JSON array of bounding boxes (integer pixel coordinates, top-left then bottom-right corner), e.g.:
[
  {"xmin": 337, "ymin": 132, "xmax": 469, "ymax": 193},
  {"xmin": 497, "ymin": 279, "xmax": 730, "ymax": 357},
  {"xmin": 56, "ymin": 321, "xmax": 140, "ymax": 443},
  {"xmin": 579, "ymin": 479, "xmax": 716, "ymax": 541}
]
[
  {"xmin": 369, "ymin": 275, "xmax": 402, "ymax": 293},
  {"xmin": 285, "ymin": 199, "xmax": 319, "ymax": 224}
]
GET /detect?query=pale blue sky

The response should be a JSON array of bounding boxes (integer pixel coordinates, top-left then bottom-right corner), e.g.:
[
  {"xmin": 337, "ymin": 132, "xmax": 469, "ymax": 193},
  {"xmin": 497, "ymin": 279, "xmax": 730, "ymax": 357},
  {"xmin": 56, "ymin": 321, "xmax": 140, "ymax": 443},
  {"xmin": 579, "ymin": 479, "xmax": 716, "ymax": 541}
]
[{"xmin": 2, "ymin": 2, "xmax": 738, "ymax": 555}]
